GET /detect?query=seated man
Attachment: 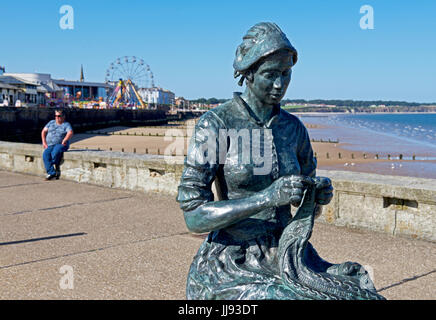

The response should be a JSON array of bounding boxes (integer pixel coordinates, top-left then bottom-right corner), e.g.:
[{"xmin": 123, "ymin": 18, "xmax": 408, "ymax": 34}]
[{"xmin": 41, "ymin": 109, "xmax": 74, "ymax": 180}]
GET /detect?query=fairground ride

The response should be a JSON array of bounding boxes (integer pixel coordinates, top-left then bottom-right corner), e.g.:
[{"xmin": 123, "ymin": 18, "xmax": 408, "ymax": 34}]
[{"xmin": 105, "ymin": 56, "xmax": 155, "ymax": 108}]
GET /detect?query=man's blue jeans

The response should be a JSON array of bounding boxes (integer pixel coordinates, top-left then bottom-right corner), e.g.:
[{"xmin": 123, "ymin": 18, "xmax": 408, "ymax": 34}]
[{"xmin": 43, "ymin": 144, "xmax": 69, "ymax": 176}]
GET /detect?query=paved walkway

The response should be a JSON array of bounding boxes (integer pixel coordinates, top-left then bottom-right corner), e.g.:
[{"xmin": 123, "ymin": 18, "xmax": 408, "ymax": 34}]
[{"xmin": 0, "ymin": 170, "xmax": 434, "ymax": 299}]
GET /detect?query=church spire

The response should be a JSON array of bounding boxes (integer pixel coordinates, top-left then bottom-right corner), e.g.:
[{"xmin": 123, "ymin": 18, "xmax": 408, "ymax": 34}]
[{"xmin": 80, "ymin": 64, "xmax": 84, "ymax": 82}]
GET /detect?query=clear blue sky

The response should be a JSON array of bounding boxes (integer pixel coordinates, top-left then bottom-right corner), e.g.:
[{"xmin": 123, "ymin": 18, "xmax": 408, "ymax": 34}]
[{"xmin": 1, "ymin": 0, "xmax": 435, "ymax": 102}]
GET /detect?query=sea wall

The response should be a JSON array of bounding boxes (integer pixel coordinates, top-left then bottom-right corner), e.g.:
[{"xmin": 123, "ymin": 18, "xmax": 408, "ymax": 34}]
[
  {"xmin": 0, "ymin": 107, "xmax": 168, "ymax": 142},
  {"xmin": 0, "ymin": 141, "xmax": 181, "ymax": 195},
  {"xmin": 316, "ymin": 169, "xmax": 436, "ymax": 242},
  {"xmin": 0, "ymin": 141, "xmax": 434, "ymax": 242}
]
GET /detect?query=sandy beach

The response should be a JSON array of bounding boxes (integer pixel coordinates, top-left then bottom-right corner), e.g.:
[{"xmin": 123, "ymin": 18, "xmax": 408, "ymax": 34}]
[
  {"xmin": 70, "ymin": 118, "xmax": 436, "ymax": 180},
  {"xmin": 312, "ymin": 141, "xmax": 436, "ymax": 179},
  {"xmin": 300, "ymin": 115, "xmax": 436, "ymax": 179}
]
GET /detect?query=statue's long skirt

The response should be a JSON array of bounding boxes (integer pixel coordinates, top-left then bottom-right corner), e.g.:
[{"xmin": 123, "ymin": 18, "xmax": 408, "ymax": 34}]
[{"xmin": 186, "ymin": 228, "xmax": 306, "ymax": 300}]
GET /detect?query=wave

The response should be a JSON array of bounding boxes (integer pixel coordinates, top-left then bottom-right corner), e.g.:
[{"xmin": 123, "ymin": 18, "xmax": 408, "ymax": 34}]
[
  {"xmin": 299, "ymin": 113, "xmax": 436, "ymax": 155},
  {"xmin": 332, "ymin": 114, "xmax": 436, "ymax": 149}
]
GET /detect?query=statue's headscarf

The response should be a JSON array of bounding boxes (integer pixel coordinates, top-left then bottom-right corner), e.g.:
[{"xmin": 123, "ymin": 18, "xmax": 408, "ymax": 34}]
[{"xmin": 233, "ymin": 22, "xmax": 298, "ymax": 86}]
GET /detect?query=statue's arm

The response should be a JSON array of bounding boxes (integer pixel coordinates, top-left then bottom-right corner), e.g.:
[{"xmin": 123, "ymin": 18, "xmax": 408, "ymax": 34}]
[
  {"xmin": 179, "ymin": 166, "xmax": 304, "ymax": 233},
  {"xmin": 181, "ymin": 175, "xmax": 304, "ymax": 233},
  {"xmin": 182, "ymin": 191, "xmax": 271, "ymax": 233}
]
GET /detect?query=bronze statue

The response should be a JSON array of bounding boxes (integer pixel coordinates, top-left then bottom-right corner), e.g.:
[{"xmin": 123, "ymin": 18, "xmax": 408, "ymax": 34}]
[{"xmin": 177, "ymin": 22, "xmax": 385, "ymax": 300}]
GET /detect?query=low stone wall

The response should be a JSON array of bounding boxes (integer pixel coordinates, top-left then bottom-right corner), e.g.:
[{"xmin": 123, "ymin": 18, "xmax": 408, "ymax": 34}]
[
  {"xmin": 0, "ymin": 141, "xmax": 434, "ymax": 242},
  {"xmin": 0, "ymin": 141, "xmax": 183, "ymax": 195},
  {"xmin": 317, "ymin": 169, "xmax": 436, "ymax": 242}
]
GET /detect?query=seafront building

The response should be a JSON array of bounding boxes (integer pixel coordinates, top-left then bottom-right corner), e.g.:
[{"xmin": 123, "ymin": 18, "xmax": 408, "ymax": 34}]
[
  {"xmin": 0, "ymin": 75, "xmax": 40, "ymax": 106},
  {"xmin": 138, "ymin": 87, "xmax": 175, "ymax": 106},
  {"xmin": 0, "ymin": 70, "xmax": 178, "ymax": 109},
  {"xmin": 0, "ymin": 73, "xmax": 110, "ymax": 107},
  {"xmin": 0, "ymin": 77, "xmax": 20, "ymax": 105},
  {"xmin": 175, "ymin": 96, "xmax": 191, "ymax": 110},
  {"xmin": 54, "ymin": 78, "xmax": 110, "ymax": 100}
]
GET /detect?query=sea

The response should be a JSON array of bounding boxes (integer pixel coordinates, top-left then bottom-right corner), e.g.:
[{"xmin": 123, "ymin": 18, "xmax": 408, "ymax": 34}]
[{"xmin": 298, "ymin": 113, "xmax": 436, "ymax": 179}]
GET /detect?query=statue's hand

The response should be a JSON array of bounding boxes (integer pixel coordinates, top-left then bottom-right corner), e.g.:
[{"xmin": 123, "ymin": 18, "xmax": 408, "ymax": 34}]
[
  {"xmin": 326, "ymin": 262, "xmax": 363, "ymax": 277},
  {"xmin": 315, "ymin": 176, "xmax": 333, "ymax": 205},
  {"xmin": 264, "ymin": 175, "xmax": 312, "ymax": 208}
]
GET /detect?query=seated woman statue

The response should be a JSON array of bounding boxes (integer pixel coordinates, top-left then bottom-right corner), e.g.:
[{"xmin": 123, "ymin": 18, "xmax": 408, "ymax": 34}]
[{"xmin": 177, "ymin": 22, "xmax": 385, "ymax": 300}]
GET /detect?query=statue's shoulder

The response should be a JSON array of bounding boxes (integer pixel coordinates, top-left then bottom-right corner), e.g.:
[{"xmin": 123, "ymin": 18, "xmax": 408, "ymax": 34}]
[
  {"xmin": 279, "ymin": 108, "xmax": 306, "ymax": 130},
  {"xmin": 209, "ymin": 99, "xmax": 234, "ymax": 120},
  {"xmin": 197, "ymin": 99, "xmax": 234, "ymax": 130}
]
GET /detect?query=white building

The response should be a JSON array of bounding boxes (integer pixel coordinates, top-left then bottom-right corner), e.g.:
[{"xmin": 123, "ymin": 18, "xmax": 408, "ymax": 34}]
[
  {"xmin": 3, "ymin": 72, "xmax": 110, "ymax": 106},
  {"xmin": 0, "ymin": 81, "xmax": 20, "ymax": 106},
  {"xmin": 3, "ymin": 73, "xmax": 64, "ymax": 106},
  {"xmin": 138, "ymin": 87, "xmax": 175, "ymax": 106},
  {"xmin": 0, "ymin": 75, "xmax": 39, "ymax": 106}
]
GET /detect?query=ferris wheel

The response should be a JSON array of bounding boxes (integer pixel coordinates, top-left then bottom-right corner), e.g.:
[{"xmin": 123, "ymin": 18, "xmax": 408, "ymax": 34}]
[{"xmin": 105, "ymin": 56, "xmax": 155, "ymax": 89}]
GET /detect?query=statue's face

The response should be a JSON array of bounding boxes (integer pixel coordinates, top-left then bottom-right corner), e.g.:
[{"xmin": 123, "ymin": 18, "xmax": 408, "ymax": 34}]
[{"xmin": 248, "ymin": 51, "xmax": 293, "ymax": 105}]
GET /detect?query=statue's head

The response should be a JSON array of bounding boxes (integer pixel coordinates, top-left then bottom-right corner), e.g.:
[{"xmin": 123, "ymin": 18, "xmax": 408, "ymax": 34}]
[{"xmin": 234, "ymin": 22, "xmax": 297, "ymax": 105}]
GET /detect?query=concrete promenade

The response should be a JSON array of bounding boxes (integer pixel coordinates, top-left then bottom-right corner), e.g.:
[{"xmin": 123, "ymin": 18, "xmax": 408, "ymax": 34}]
[{"xmin": 0, "ymin": 170, "xmax": 434, "ymax": 300}]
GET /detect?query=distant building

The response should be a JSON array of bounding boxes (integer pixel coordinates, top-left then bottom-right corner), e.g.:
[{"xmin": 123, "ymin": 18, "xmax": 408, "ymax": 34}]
[
  {"xmin": 0, "ymin": 80, "xmax": 19, "ymax": 106},
  {"xmin": 53, "ymin": 65, "xmax": 110, "ymax": 101},
  {"xmin": 175, "ymin": 96, "xmax": 190, "ymax": 109},
  {"xmin": 4, "ymin": 73, "xmax": 64, "ymax": 106},
  {"xmin": 138, "ymin": 87, "xmax": 175, "ymax": 106},
  {"xmin": 54, "ymin": 79, "xmax": 110, "ymax": 100},
  {"xmin": 0, "ymin": 75, "xmax": 39, "ymax": 106},
  {"xmin": 1, "ymin": 72, "xmax": 111, "ymax": 106}
]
